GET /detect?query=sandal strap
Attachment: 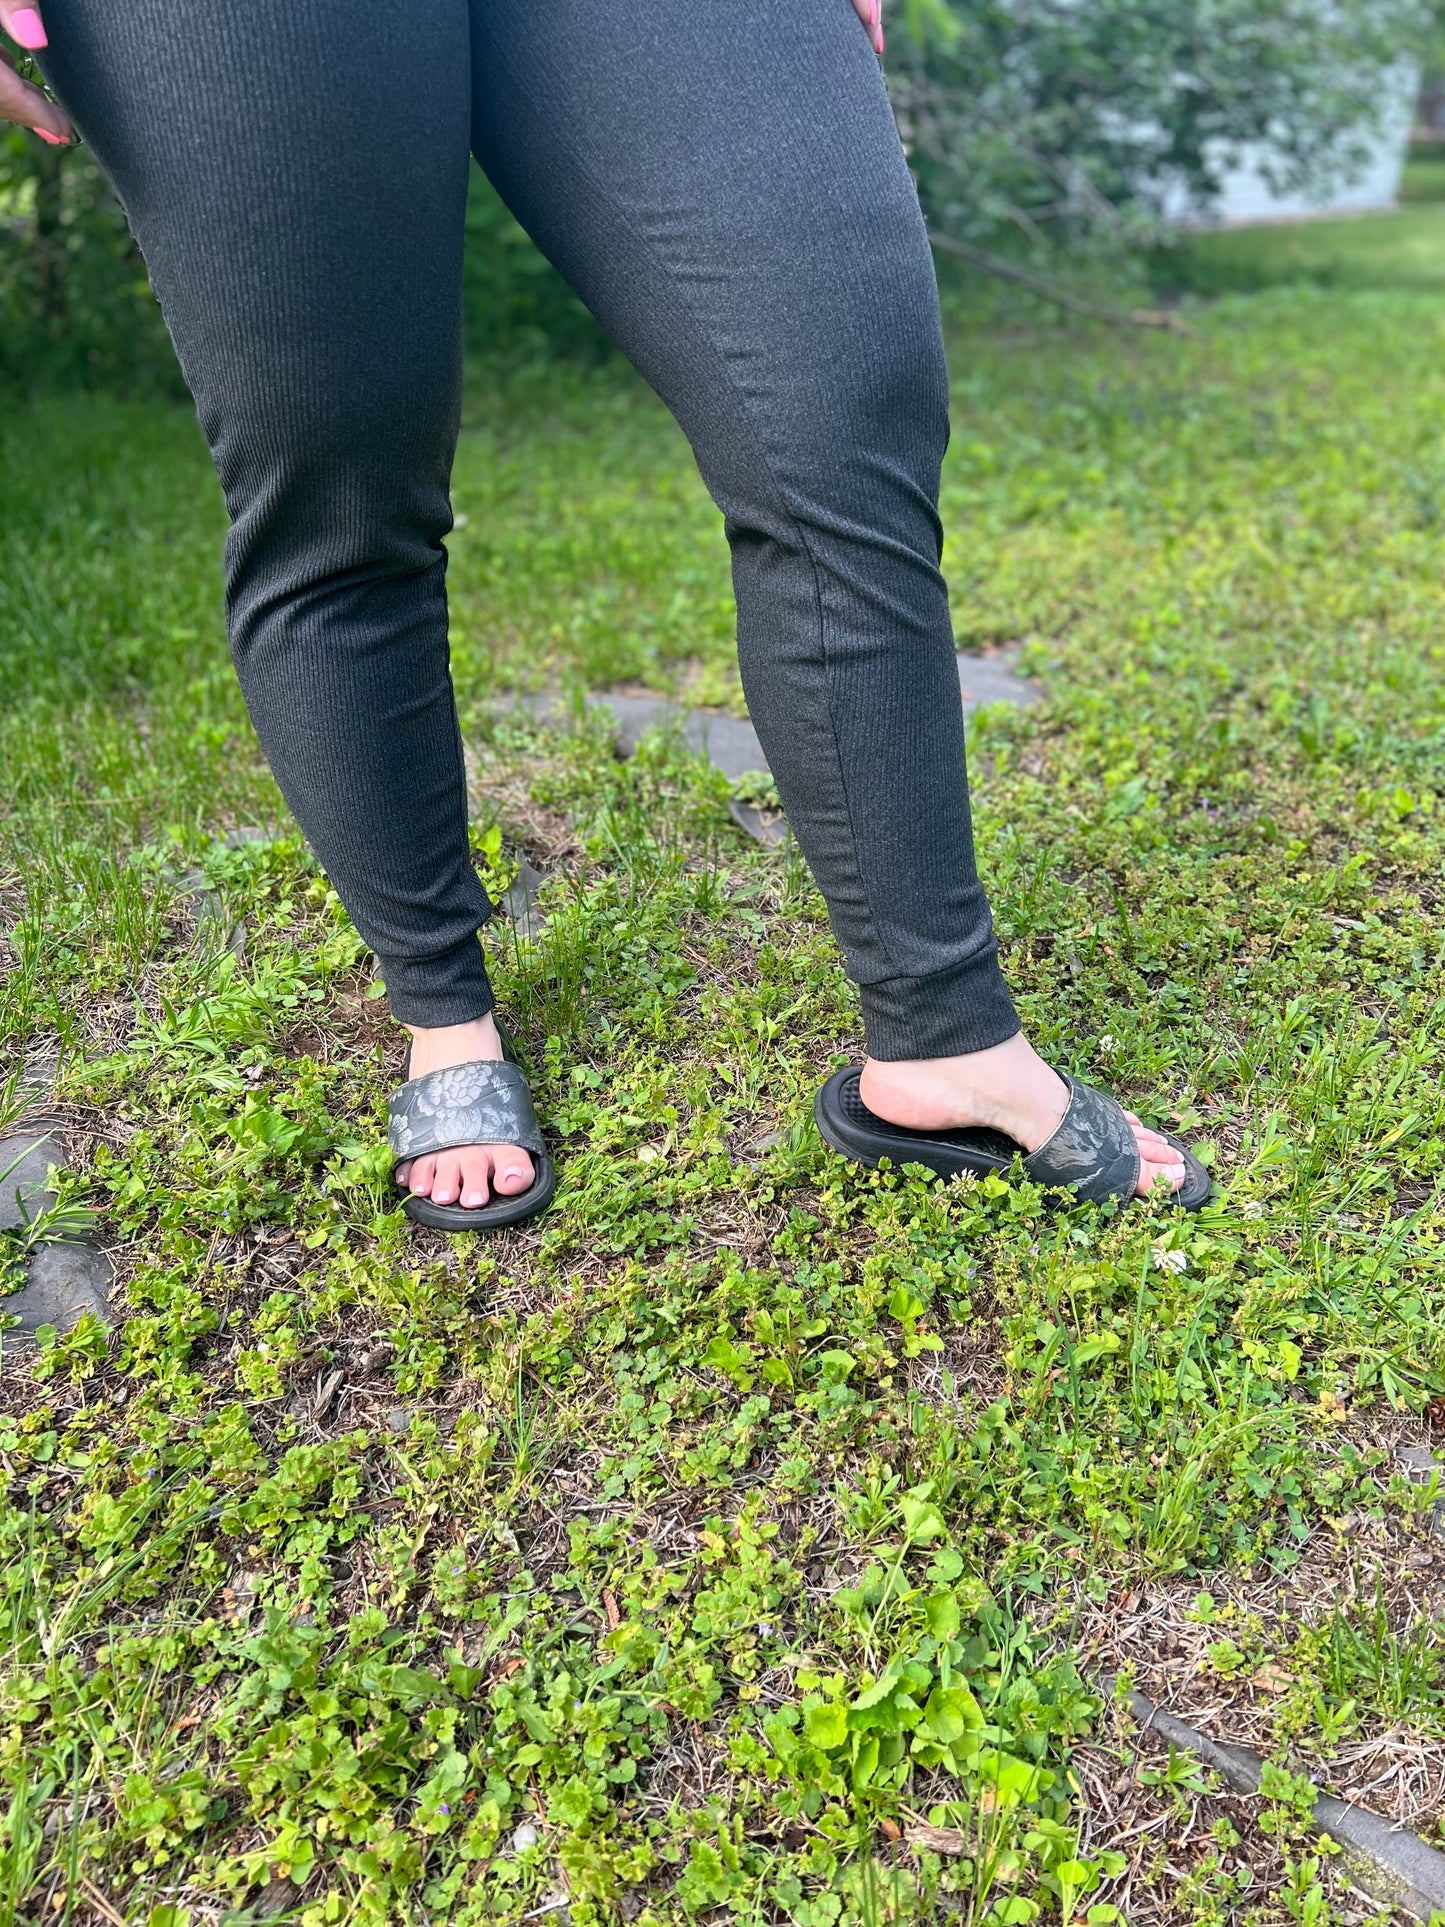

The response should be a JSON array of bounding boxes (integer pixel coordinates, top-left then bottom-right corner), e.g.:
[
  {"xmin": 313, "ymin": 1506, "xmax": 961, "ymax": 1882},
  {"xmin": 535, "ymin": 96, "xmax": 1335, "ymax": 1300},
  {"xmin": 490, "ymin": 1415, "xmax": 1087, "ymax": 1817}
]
[
  {"xmin": 1023, "ymin": 1073, "xmax": 1140, "ymax": 1205},
  {"xmin": 389, "ymin": 1059, "xmax": 545, "ymax": 1163}
]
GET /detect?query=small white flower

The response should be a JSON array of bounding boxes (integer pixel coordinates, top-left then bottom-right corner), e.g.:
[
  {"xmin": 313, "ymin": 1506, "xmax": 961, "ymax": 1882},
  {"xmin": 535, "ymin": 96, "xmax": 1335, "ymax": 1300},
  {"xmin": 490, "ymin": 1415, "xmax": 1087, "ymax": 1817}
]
[
  {"xmin": 1098, "ymin": 1033, "xmax": 1117, "ymax": 1054},
  {"xmin": 1152, "ymin": 1242, "xmax": 1187, "ymax": 1274}
]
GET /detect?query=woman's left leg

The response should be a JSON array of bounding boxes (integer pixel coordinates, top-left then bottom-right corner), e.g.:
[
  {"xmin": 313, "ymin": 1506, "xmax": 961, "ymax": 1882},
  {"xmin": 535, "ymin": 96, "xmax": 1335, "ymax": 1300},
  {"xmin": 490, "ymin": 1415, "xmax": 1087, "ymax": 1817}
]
[{"xmin": 470, "ymin": 0, "xmax": 1188, "ymax": 1195}]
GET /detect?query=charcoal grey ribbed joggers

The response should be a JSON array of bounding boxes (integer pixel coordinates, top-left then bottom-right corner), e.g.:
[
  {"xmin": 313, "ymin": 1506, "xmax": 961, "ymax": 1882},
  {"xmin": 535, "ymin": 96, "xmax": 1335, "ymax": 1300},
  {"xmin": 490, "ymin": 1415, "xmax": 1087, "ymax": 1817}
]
[{"xmin": 41, "ymin": 0, "xmax": 1021, "ymax": 1060}]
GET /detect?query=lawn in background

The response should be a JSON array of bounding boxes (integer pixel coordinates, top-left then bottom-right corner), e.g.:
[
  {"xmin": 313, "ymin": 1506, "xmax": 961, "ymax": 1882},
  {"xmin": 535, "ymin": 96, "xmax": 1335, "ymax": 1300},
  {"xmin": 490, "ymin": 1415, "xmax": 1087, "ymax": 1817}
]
[
  {"xmin": 1150, "ymin": 143, "xmax": 1445, "ymax": 297},
  {"xmin": 3, "ymin": 185, "xmax": 1445, "ymax": 1925}
]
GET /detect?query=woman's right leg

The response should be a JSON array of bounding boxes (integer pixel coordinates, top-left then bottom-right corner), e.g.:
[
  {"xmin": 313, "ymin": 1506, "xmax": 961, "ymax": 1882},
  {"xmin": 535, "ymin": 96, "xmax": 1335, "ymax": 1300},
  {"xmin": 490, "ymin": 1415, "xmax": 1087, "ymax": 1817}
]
[{"xmin": 40, "ymin": 0, "xmax": 533, "ymax": 1206}]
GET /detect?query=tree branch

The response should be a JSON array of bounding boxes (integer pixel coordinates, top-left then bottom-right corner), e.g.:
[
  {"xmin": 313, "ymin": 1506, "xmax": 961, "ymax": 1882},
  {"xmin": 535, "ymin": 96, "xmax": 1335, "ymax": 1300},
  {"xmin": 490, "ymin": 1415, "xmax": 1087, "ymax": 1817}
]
[{"xmin": 927, "ymin": 228, "xmax": 1186, "ymax": 331}]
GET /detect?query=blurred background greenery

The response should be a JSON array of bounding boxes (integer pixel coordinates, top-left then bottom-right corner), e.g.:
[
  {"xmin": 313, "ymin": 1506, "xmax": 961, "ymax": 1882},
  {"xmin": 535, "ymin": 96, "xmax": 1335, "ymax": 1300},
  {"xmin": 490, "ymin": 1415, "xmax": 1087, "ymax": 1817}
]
[{"xmin": 3, "ymin": 1, "xmax": 1443, "ymax": 394}]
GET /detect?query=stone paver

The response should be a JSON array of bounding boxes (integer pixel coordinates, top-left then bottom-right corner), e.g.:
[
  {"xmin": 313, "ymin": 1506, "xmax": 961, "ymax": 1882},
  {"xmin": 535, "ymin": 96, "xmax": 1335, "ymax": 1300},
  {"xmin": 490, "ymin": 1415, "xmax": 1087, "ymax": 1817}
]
[
  {"xmin": 515, "ymin": 647, "xmax": 1038, "ymax": 847},
  {"xmin": 501, "ymin": 856, "xmax": 549, "ymax": 942},
  {"xmin": 1397, "ymin": 1444, "xmax": 1445, "ymax": 1540},
  {"xmin": 1, "ymin": 1124, "xmax": 114, "ymax": 1353},
  {"xmin": 0, "ymin": 1129, "xmax": 62, "ymax": 1232},
  {"xmin": 953, "ymin": 648, "xmax": 1041, "ymax": 711},
  {"xmin": 4, "ymin": 1239, "xmax": 112, "ymax": 1345},
  {"xmin": 522, "ymin": 647, "xmax": 1036, "ymax": 789},
  {"xmin": 726, "ymin": 800, "xmax": 791, "ymax": 849},
  {"xmin": 174, "ymin": 827, "xmax": 277, "ymax": 959}
]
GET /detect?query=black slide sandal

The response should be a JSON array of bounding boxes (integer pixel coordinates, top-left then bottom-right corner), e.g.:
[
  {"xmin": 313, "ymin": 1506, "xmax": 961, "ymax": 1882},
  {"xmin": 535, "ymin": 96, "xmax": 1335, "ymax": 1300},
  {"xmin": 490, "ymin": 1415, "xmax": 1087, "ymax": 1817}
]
[
  {"xmin": 389, "ymin": 1022, "xmax": 557, "ymax": 1231},
  {"xmin": 815, "ymin": 1065, "xmax": 1212, "ymax": 1211}
]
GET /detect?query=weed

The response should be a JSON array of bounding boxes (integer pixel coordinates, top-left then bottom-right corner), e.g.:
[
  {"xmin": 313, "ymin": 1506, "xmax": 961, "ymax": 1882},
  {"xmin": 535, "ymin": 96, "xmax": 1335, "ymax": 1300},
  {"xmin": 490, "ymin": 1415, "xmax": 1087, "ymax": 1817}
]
[{"xmin": 5, "ymin": 220, "xmax": 1445, "ymax": 1920}]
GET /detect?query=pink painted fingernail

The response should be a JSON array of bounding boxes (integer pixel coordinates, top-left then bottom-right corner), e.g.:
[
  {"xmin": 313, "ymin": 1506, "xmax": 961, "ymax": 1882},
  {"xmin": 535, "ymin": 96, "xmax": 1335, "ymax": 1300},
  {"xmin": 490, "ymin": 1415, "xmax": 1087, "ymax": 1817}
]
[
  {"xmin": 10, "ymin": 7, "xmax": 48, "ymax": 49},
  {"xmin": 35, "ymin": 126, "xmax": 65, "ymax": 144}
]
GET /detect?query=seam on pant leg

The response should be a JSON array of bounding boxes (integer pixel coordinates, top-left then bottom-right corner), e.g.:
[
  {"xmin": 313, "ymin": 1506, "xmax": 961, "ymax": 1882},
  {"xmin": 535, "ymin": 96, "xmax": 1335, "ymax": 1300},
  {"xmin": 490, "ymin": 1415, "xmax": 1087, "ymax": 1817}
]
[{"xmin": 484, "ymin": 70, "xmax": 915, "ymax": 988}]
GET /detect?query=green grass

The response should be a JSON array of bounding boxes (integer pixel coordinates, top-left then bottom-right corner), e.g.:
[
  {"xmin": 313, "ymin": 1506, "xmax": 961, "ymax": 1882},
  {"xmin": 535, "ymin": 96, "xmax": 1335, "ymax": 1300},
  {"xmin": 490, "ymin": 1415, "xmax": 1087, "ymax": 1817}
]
[
  {"xmin": 4, "ymin": 200, "xmax": 1445, "ymax": 1924},
  {"xmin": 1150, "ymin": 147, "xmax": 1445, "ymax": 297}
]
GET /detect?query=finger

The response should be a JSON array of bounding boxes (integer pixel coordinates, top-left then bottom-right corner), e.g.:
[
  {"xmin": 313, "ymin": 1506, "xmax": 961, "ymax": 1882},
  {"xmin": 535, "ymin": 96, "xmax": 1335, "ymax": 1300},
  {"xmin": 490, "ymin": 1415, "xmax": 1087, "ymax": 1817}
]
[
  {"xmin": 0, "ymin": 46, "xmax": 72, "ymax": 140},
  {"xmin": 1, "ymin": 4, "xmax": 49, "ymax": 52}
]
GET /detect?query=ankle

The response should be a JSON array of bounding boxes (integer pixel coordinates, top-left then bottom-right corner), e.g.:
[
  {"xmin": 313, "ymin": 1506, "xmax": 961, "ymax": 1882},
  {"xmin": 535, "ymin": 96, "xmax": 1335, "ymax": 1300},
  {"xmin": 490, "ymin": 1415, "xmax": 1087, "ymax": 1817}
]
[
  {"xmin": 407, "ymin": 1012, "xmax": 498, "ymax": 1039},
  {"xmin": 405, "ymin": 1012, "xmax": 502, "ymax": 1069}
]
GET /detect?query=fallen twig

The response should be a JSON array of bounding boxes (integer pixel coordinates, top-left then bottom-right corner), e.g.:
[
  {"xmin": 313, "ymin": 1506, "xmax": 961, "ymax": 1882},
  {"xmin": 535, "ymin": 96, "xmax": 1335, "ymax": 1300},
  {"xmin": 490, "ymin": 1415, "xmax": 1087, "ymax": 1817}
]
[{"xmin": 927, "ymin": 229, "xmax": 1186, "ymax": 332}]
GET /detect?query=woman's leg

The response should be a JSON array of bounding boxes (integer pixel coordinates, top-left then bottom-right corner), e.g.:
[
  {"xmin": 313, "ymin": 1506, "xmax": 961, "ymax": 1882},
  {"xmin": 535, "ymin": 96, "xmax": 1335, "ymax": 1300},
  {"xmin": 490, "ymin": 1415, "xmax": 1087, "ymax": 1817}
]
[
  {"xmin": 471, "ymin": 0, "xmax": 1185, "ymax": 1193},
  {"xmin": 40, "ymin": 0, "xmax": 533, "ymax": 1205}
]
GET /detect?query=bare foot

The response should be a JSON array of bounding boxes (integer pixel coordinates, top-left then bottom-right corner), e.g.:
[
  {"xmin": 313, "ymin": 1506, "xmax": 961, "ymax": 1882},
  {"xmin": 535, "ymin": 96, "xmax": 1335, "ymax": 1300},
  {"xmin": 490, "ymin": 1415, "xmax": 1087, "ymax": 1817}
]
[
  {"xmin": 394, "ymin": 1013, "xmax": 535, "ymax": 1208},
  {"xmin": 858, "ymin": 1031, "xmax": 1186, "ymax": 1200}
]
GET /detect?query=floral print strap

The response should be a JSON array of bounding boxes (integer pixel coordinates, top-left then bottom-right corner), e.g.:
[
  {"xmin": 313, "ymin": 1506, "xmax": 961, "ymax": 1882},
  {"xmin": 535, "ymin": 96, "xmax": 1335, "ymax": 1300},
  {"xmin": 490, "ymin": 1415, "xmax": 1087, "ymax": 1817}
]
[{"xmin": 388, "ymin": 1060, "xmax": 545, "ymax": 1163}]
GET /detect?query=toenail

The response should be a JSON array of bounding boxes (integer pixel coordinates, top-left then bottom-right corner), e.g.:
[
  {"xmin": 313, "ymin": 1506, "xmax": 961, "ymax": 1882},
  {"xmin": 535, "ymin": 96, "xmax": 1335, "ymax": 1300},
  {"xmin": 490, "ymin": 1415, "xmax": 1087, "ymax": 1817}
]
[{"xmin": 464, "ymin": 1191, "xmax": 485, "ymax": 1208}]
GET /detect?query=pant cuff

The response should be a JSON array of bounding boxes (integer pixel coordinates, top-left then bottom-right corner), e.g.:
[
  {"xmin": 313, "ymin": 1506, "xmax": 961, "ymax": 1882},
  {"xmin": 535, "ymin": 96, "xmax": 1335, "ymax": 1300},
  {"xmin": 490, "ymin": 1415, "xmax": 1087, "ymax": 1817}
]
[
  {"xmin": 859, "ymin": 949, "xmax": 1021, "ymax": 1061},
  {"xmin": 377, "ymin": 932, "xmax": 495, "ymax": 1030}
]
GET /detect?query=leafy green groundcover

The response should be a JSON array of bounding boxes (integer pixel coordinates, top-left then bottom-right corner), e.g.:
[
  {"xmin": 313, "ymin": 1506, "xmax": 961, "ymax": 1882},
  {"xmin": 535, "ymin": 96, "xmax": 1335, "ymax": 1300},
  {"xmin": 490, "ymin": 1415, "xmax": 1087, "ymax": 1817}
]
[{"xmin": 4, "ymin": 263, "xmax": 1445, "ymax": 1923}]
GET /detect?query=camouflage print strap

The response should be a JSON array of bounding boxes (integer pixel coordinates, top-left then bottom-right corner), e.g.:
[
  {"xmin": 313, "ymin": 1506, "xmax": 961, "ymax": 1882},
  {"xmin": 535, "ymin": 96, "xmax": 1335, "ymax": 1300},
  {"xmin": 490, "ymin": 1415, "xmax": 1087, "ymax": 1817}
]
[
  {"xmin": 1023, "ymin": 1073, "xmax": 1140, "ymax": 1206},
  {"xmin": 388, "ymin": 1060, "xmax": 546, "ymax": 1164}
]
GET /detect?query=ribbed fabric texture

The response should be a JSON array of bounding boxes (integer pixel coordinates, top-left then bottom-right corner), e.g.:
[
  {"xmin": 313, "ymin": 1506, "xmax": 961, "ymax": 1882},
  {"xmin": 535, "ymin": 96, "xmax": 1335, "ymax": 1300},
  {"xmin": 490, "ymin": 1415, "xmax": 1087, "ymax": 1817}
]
[{"xmin": 43, "ymin": 0, "xmax": 1020, "ymax": 1058}]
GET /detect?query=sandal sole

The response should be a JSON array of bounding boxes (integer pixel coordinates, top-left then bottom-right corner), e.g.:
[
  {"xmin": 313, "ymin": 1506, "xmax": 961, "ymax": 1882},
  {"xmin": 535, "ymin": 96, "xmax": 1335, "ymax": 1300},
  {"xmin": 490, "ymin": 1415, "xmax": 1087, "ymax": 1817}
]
[{"xmin": 815, "ymin": 1069, "xmax": 1212, "ymax": 1210}]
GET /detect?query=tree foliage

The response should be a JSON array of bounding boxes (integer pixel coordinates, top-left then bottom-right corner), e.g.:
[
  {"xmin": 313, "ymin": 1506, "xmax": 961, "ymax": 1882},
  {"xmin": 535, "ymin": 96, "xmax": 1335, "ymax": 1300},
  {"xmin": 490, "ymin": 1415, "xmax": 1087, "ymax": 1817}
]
[
  {"xmin": 889, "ymin": 0, "xmax": 1433, "ymax": 250},
  {"xmin": 0, "ymin": 124, "xmax": 176, "ymax": 389},
  {"xmin": 1, "ymin": 3, "xmax": 1437, "ymax": 384}
]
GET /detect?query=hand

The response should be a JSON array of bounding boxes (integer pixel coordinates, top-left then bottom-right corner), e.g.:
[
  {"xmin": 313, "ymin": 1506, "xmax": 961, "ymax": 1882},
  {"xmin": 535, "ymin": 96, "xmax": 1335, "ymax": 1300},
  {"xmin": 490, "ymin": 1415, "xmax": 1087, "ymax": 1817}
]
[
  {"xmin": 1, "ymin": 0, "xmax": 72, "ymax": 144},
  {"xmin": 851, "ymin": 0, "xmax": 884, "ymax": 55}
]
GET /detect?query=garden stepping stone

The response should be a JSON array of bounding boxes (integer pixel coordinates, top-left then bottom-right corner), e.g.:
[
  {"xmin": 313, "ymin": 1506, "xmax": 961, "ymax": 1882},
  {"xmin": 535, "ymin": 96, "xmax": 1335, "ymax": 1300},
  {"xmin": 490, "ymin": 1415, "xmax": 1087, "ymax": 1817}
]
[
  {"xmin": 726, "ymin": 799, "xmax": 791, "ymax": 848},
  {"xmin": 516, "ymin": 647, "xmax": 1038, "ymax": 844},
  {"xmin": 952, "ymin": 646, "xmax": 1041, "ymax": 711},
  {"xmin": 521, "ymin": 689, "xmax": 769, "ymax": 782},
  {"xmin": 0, "ymin": 1128, "xmax": 62, "ymax": 1233},
  {"xmin": 172, "ymin": 826, "xmax": 276, "ymax": 959},
  {"xmin": 0, "ymin": 1125, "xmax": 113, "ymax": 1354},
  {"xmin": 7, "ymin": 1239, "xmax": 113, "ymax": 1345},
  {"xmin": 501, "ymin": 854, "xmax": 549, "ymax": 942},
  {"xmin": 1396, "ymin": 1443, "xmax": 1445, "ymax": 1540},
  {"xmin": 527, "ymin": 646, "xmax": 1039, "ymax": 772}
]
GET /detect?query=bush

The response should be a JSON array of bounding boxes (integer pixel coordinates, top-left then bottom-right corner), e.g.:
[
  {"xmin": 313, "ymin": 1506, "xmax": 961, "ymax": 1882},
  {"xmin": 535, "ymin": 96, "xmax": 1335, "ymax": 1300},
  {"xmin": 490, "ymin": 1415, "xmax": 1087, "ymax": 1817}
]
[
  {"xmin": 0, "ymin": 130, "xmax": 607, "ymax": 395},
  {"xmin": 0, "ymin": 127, "xmax": 178, "ymax": 392}
]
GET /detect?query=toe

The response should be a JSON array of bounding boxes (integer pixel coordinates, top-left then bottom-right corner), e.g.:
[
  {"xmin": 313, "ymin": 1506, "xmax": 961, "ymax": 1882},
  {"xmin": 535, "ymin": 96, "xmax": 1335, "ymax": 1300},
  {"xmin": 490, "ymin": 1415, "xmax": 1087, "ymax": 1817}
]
[
  {"xmin": 456, "ymin": 1146, "xmax": 494, "ymax": 1210},
  {"xmin": 492, "ymin": 1146, "xmax": 535, "ymax": 1197},
  {"xmin": 430, "ymin": 1151, "xmax": 465, "ymax": 1206},
  {"xmin": 403, "ymin": 1154, "xmax": 435, "ymax": 1197},
  {"xmin": 1128, "ymin": 1119, "xmax": 1186, "ymax": 1196}
]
